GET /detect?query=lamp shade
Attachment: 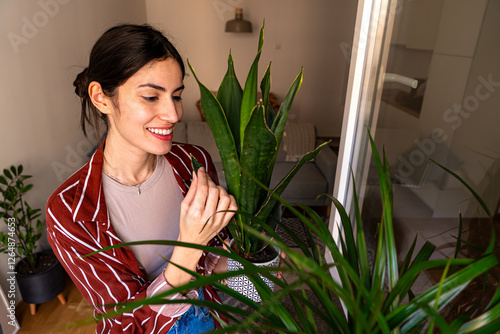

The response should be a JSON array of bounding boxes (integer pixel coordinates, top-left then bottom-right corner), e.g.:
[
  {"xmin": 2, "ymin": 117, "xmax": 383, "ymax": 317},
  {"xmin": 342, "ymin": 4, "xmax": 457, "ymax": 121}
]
[{"xmin": 225, "ymin": 8, "xmax": 252, "ymax": 33}]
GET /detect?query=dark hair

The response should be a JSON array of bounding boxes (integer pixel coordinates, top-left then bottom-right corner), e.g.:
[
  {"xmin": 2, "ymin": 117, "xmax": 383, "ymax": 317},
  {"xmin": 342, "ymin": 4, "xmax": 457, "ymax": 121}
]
[{"xmin": 73, "ymin": 24, "xmax": 185, "ymax": 138}]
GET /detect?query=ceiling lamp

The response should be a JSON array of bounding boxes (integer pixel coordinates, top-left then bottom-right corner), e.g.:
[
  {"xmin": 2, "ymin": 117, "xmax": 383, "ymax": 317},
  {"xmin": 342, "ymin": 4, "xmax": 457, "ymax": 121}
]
[{"xmin": 225, "ymin": 8, "xmax": 252, "ymax": 33}]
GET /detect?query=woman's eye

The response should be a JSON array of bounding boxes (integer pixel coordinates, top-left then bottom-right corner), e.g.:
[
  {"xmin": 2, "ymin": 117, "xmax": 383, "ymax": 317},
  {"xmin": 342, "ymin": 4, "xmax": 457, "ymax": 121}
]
[
  {"xmin": 173, "ymin": 96, "xmax": 183, "ymax": 102},
  {"xmin": 142, "ymin": 96, "xmax": 158, "ymax": 101}
]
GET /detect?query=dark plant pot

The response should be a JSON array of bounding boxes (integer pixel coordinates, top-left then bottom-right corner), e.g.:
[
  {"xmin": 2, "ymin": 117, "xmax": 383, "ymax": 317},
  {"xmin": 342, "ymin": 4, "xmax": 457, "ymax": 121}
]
[{"xmin": 15, "ymin": 249, "xmax": 66, "ymax": 304}]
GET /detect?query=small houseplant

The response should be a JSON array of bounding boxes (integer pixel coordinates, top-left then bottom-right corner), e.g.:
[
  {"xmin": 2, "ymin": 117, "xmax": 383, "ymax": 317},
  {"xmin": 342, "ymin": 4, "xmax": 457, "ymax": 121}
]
[
  {"xmin": 188, "ymin": 23, "xmax": 329, "ymax": 301},
  {"xmin": 0, "ymin": 165, "xmax": 66, "ymax": 314}
]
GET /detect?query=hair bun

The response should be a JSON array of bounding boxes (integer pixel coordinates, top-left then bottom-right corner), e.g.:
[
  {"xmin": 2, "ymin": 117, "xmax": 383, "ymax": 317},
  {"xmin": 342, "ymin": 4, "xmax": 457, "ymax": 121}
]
[{"xmin": 73, "ymin": 67, "xmax": 89, "ymax": 98}]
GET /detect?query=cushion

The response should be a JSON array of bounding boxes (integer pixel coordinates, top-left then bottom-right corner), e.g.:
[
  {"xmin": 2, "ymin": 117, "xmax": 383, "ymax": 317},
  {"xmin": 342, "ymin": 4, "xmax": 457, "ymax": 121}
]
[{"xmin": 282, "ymin": 122, "xmax": 316, "ymax": 162}]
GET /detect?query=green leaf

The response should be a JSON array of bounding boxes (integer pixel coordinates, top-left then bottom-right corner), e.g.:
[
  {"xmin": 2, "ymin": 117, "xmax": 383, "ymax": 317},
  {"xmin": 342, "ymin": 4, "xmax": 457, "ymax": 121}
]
[
  {"xmin": 392, "ymin": 254, "xmax": 498, "ymax": 331},
  {"xmin": 10, "ymin": 166, "xmax": 17, "ymax": 177},
  {"xmin": 431, "ymin": 159, "xmax": 491, "ymax": 218},
  {"xmin": 271, "ymin": 68, "xmax": 303, "ymax": 146},
  {"xmin": 239, "ymin": 22, "xmax": 265, "ymax": 151},
  {"xmin": 3, "ymin": 169, "xmax": 13, "ymax": 180},
  {"xmin": 457, "ymin": 299, "xmax": 500, "ymax": 333},
  {"xmin": 0, "ymin": 176, "xmax": 7, "ymax": 186},
  {"xmin": 188, "ymin": 60, "xmax": 240, "ymax": 200},
  {"xmin": 22, "ymin": 184, "xmax": 33, "ymax": 193},
  {"xmin": 239, "ymin": 102, "xmax": 278, "ymax": 219},
  {"xmin": 256, "ymin": 141, "xmax": 330, "ymax": 223},
  {"xmin": 217, "ymin": 52, "xmax": 243, "ymax": 156},
  {"xmin": 260, "ymin": 63, "xmax": 274, "ymax": 125},
  {"xmin": 351, "ymin": 173, "xmax": 371, "ymax": 290},
  {"xmin": 17, "ymin": 165, "xmax": 23, "ymax": 175},
  {"xmin": 189, "ymin": 154, "xmax": 203, "ymax": 176}
]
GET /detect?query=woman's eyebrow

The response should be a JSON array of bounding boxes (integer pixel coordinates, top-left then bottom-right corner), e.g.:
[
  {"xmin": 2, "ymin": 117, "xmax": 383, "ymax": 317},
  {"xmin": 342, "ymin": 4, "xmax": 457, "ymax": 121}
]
[
  {"xmin": 138, "ymin": 83, "xmax": 166, "ymax": 92},
  {"xmin": 137, "ymin": 83, "xmax": 185, "ymax": 93}
]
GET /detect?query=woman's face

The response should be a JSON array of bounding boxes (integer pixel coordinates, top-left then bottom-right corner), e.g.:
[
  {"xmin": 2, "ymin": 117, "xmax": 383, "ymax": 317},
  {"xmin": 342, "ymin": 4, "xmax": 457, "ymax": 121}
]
[{"xmin": 105, "ymin": 58, "xmax": 184, "ymax": 157}]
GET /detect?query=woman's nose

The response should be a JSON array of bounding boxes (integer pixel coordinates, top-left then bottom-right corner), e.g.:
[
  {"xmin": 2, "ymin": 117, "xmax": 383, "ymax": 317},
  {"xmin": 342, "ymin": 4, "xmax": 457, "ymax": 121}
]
[{"xmin": 158, "ymin": 99, "xmax": 181, "ymax": 123}]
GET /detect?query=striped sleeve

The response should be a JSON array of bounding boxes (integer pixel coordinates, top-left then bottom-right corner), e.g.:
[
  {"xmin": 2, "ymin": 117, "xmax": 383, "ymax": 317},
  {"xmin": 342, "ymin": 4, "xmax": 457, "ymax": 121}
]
[{"xmin": 46, "ymin": 197, "xmax": 180, "ymax": 333}]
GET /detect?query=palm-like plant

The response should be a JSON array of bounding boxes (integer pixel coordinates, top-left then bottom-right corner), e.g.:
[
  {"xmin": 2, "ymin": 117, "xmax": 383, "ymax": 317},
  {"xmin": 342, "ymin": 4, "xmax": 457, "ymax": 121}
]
[{"xmin": 188, "ymin": 23, "xmax": 329, "ymax": 260}]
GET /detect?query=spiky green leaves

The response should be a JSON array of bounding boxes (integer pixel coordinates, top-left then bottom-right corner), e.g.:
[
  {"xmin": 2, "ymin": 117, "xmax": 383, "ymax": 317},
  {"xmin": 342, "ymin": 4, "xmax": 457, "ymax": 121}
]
[{"xmin": 188, "ymin": 22, "xmax": 321, "ymax": 259}]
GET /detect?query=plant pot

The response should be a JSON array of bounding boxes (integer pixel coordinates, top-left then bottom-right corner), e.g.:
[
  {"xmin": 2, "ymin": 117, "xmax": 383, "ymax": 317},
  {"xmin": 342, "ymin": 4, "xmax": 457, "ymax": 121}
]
[
  {"xmin": 15, "ymin": 249, "xmax": 66, "ymax": 304},
  {"xmin": 226, "ymin": 240, "xmax": 281, "ymax": 303}
]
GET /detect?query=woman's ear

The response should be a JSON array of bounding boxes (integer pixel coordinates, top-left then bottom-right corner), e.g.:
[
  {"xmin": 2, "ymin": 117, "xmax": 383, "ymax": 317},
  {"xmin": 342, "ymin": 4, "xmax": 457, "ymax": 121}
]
[{"xmin": 88, "ymin": 81, "xmax": 113, "ymax": 115}]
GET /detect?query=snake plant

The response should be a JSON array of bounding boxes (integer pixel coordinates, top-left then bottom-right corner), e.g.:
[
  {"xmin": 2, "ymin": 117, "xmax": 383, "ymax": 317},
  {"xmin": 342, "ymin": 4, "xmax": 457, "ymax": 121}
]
[{"xmin": 188, "ymin": 23, "xmax": 329, "ymax": 260}]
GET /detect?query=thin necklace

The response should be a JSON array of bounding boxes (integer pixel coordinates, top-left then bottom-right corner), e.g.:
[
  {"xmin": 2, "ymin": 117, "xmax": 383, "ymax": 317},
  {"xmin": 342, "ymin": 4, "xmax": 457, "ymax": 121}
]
[{"xmin": 102, "ymin": 156, "xmax": 157, "ymax": 195}]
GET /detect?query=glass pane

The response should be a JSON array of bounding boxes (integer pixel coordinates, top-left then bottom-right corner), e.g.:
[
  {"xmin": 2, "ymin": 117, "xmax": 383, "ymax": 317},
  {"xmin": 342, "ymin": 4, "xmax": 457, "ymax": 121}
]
[{"xmin": 362, "ymin": 0, "xmax": 499, "ymax": 271}]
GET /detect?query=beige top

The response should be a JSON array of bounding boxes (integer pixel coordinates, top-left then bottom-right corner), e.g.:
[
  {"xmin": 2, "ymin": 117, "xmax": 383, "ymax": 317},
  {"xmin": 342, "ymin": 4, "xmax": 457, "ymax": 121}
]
[{"xmin": 102, "ymin": 155, "xmax": 184, "ymax": 280}]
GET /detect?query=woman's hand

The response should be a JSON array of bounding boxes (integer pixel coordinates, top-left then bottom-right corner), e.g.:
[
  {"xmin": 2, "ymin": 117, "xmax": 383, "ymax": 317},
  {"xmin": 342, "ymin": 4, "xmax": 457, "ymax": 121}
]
[
  {"xmin": 179, "ymin": 167, "xmax": 237, "ymax": 245},
  {"xmin": 165, "ymin": 168, "xmax": 236, "ymax": 287}
]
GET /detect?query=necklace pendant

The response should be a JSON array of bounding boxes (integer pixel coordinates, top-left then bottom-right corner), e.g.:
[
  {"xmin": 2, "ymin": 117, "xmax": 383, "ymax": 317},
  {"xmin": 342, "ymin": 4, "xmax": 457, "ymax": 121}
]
[{"xmin": 137, "ymin": 187, "xmax": 141, "ymax": 195}]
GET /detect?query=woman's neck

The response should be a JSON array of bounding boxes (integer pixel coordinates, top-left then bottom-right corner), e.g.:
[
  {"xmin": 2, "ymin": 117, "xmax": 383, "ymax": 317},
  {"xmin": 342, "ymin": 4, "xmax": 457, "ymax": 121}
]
[{"xmin": 102, "ymin": 137, "xmax": 157, "ymax": 186}]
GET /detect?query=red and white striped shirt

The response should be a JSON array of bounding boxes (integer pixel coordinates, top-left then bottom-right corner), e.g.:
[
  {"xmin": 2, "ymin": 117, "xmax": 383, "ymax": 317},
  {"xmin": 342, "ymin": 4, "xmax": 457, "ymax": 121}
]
[{"xmin": 46, "ymin": 141, "xmax": 227, "ymax": 333}]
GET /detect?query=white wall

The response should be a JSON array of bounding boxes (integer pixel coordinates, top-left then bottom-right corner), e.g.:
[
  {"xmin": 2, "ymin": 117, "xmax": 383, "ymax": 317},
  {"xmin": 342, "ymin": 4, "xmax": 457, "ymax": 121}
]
[
  {"xmin": 0, "ymin": 0, "xmax": 147, "ymax": 301},
  {"xmin": 145, "ymin": 0, "xmax": 358, "ymax": 137}
]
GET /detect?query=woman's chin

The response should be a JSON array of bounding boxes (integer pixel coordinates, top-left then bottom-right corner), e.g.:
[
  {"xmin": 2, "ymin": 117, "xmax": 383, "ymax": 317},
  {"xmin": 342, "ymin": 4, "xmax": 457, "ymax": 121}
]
[{"xmin": 149, "ymin": 142, "xmax": 173, "ymax": 156}]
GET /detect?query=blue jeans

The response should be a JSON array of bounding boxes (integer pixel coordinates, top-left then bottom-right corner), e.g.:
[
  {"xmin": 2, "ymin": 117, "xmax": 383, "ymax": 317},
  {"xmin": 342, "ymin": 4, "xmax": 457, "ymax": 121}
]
[{"xmin": 167, "ymin": 288, "xmax": 216, "ymax": 334}]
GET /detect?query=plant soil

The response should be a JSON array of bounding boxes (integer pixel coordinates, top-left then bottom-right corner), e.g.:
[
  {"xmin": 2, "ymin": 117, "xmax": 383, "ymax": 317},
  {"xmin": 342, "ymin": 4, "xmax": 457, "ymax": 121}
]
[
  {"xmin": 232, "ymin": 242, "xmax": 279, "ymax": 263},
  {"xmin": 17, "ymin": 253, "xmax": 58, "ymax": 275}
]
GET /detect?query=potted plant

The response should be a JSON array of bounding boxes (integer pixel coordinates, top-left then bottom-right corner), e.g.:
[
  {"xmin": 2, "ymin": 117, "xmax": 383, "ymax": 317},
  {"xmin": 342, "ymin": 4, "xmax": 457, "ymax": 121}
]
[
  {"xmin": 81, "ymin": 131, "xmax": 500, "ymax": 332},
  {"xmin": 188, "ymin": 23, "xmax": 330, "ymax": 301},
  {"xmin": 0, "ymin": 165, "xmax": 66, "ymax": 314}
]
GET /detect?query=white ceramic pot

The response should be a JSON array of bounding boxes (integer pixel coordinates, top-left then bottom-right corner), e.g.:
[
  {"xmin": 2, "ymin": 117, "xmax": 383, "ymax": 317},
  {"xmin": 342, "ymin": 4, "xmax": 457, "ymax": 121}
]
[{"xmin": 226, "ymin": 240, "xmax": 281, "ymax": 303}]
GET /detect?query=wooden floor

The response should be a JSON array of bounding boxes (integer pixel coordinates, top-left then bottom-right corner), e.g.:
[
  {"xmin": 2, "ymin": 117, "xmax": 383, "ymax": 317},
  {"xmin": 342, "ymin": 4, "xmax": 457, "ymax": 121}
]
[{"xmin": 16, "ymin": 277, "xmax": 97, "ymax": 333}]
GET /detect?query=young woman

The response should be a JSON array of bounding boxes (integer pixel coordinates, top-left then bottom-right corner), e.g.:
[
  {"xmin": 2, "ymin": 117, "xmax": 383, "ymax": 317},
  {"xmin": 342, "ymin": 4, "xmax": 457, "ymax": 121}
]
[{"xmin": 46, "ymin": 24, "xmax": 236, "ymax": 333}]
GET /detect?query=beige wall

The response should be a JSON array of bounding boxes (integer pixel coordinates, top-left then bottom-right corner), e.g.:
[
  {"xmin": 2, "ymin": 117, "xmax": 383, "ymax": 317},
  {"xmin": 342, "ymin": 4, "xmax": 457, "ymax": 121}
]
[
  {"xmin": 145, "ymin": 0, "xmax": 357, "ymax": 137},
  {"xmin": 0, "ymin": 0, "xmax": 147, "ymax": 301}
]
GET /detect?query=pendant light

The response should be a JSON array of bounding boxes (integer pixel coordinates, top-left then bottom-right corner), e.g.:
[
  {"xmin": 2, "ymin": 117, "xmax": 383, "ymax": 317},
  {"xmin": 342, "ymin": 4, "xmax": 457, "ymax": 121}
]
[{"xmin": 225, "ymin": 8, "xmax": 252, "ymax": 33}]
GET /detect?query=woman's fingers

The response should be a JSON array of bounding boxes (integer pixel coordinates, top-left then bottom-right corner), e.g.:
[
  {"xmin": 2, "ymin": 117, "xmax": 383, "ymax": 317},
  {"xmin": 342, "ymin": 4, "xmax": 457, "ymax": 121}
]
[
  {"xmin": 182, "ymin": 167, "xmax": 198, "ymax": 207},
  {"xmin": 180, "ymin": 167, "xmax": 238, "ymax": 244}
]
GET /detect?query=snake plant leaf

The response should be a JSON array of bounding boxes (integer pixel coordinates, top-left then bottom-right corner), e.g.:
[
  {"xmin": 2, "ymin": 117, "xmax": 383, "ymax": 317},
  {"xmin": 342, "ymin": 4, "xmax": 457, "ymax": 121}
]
[
  {"xmin": 189, "ymin": 154, "xmax": 203, "ymax": 176},
  {"xmin": 256, "ymin": 141, "xmax": 330, "ymax": 223},
  {"xmin": 271, "ymin": 68, "xmax": 303, "ymax": 140},
  {"xmin": 260, "ymin": 63, "xmax": 275, "ymax": 128},
  {"xmin": 188, "ymin": 60, "xmax": 240, "ymax": 200},
  {"xmin": 217, "ymin": 52, "xmax": 243, "ymax": 157},
  {"xmin": 239, "ymin": 23, "xmax": 265, "ymax": 151},
  {"xmin": 239, "ymin": 102, "xmax": 278, "ymax": 223}
]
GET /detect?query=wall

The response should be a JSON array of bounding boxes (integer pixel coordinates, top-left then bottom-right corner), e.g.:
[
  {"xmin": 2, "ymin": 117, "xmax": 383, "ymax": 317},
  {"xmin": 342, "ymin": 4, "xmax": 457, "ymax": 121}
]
[
  {"xmin": 0, "ymin": 0, "xmax": 147, "ymax": 302},
  {"xmin": 145, "ymin": 0, "xmax": 358, "ymax": 137}
]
